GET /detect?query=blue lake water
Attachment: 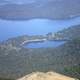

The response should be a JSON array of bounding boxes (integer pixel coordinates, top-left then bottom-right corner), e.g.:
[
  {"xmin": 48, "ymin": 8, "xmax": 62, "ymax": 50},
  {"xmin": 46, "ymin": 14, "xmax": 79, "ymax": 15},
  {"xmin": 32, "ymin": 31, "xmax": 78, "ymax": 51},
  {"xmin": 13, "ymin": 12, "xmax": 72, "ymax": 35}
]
[
  {"xmin": 0, "ymin": 16, "xmax": 80, "ymax": 48},
  {"xmin": 24, "ymin": 40, "xmax": 65, "ymax": 48}
]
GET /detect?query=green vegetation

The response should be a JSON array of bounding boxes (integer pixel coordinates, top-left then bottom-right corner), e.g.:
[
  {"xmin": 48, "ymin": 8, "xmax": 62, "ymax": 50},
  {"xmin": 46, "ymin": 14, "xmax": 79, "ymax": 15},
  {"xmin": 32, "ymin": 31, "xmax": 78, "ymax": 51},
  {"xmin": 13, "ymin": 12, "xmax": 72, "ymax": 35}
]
[
  {"xmin": 64, "ymin": 65, "xmax": 80, "ymax": 79},
  {"xmin": 0, "ymin": 78, "xmax": 14, "ymax": 80},
  {"xmin": 0, "ymin": 25, "xmax": 80, "ymax": 79}
]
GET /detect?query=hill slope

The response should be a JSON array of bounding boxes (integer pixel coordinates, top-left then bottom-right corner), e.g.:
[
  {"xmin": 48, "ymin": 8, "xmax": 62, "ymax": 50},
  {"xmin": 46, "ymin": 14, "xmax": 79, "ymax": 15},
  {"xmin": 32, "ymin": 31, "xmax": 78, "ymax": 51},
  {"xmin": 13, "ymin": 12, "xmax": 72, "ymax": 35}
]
[{"xmin": 0, "ymin": 25, "xmax": 80, "ymax": 79}]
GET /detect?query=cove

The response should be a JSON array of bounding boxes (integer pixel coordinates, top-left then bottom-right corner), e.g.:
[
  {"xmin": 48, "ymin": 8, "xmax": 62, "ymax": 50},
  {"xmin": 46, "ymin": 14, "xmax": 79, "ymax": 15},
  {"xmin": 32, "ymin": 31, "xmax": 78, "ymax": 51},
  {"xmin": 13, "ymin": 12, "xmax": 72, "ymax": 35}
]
[{"xmin": 23, "ymin": 40, "xmax": 65, "ymax": 48}]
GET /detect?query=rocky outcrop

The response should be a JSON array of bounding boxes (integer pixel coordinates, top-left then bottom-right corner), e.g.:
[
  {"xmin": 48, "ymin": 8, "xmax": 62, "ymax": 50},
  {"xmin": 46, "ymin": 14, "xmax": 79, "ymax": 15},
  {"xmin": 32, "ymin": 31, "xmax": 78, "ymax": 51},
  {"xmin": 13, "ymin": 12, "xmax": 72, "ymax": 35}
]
[{"xmin": 18, "ymin": 72, "xmax": 76, "ymax": 80}]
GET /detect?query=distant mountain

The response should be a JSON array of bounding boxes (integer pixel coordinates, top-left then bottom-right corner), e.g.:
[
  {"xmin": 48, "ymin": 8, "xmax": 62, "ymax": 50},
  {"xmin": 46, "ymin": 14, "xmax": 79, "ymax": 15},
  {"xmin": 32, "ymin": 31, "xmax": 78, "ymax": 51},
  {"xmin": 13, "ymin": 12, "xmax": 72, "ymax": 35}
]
[
  {"xmin": 56, "ymin": 25, "xmax": 80, "ymax": 40},
  {"xmin": 46, "ymin": 25, "xmax": 80, "ymax": 40},
  {"xmin": 0, "ymin": 0, "xmax": 80, "ymax": 20}
]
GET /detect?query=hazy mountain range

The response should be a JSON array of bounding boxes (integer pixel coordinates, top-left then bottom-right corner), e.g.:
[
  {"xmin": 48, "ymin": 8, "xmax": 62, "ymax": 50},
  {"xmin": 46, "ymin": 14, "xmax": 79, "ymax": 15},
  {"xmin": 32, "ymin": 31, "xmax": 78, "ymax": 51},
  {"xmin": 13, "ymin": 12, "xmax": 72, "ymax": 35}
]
[{"xmin": 0, "ymin": 0, "xmax": 80, "ymax": 20}]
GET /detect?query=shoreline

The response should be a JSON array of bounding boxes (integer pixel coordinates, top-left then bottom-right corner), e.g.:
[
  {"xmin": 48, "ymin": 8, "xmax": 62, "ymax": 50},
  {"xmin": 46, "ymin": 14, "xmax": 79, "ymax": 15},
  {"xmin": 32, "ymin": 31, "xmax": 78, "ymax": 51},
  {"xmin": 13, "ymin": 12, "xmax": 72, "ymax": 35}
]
[
  {"xmin": 21, "ymin": 39, "xmax": 47, "ymax": 45},
  {"xmin": 20, "ymin": 38, "xmax": 69, "ymax": 46}
]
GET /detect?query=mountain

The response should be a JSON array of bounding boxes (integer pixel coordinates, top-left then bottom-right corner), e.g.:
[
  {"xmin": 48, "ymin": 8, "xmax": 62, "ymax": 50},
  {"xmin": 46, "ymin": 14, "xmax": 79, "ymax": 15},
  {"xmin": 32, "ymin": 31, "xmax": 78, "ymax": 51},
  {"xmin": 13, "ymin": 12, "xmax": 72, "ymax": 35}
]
[
  {"xmin": 0, "ymin": 25, "xmax": 80, "ymax": 79},
  {"xmin": 0, "ymin": 0, "xmax": 80, "ymax": 20},
  {"xmin": 56, "ymin": 25, "xmax": 80, "ymax": 40}
]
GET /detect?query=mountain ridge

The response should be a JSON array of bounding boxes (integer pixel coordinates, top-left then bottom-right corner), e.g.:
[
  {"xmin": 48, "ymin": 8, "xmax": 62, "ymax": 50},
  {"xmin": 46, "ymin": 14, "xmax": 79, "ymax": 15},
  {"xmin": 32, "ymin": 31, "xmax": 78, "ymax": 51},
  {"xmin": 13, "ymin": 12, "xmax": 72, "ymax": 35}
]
[{"xmin": 0, "ymin": 0, "xmax": 80, "ymax": 20}]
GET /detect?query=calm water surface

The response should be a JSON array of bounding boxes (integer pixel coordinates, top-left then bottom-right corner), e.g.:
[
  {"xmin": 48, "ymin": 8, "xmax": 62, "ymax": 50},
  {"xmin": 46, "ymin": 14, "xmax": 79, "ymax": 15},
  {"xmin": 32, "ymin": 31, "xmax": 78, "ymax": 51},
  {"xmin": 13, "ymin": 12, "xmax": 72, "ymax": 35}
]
[{"xmin": 24, "ymin": 40, "xmax": 65, "ymax": 48}]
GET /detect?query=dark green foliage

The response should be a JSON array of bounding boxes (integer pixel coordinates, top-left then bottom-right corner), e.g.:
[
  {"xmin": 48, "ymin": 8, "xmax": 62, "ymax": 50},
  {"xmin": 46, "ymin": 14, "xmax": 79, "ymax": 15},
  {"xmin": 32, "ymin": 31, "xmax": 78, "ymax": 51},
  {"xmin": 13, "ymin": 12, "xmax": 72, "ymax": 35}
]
[
  {"xmin": 64, "ymin": 65, "xmax": 80, "ymax": 79},
  {"xmin": 0, "ymin": 78, "xmax": 14, "ymax": 80},
  {"xmin": 64, "ymin": 66, "xmax": 80, "ymax": 74}
]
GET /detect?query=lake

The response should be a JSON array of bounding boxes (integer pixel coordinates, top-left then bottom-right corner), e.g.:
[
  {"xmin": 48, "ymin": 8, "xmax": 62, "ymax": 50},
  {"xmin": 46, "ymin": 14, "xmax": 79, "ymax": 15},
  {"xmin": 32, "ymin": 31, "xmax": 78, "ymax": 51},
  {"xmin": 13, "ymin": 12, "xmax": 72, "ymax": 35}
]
[
  {"xmin": 0, "ymin": 16, "xmax": 80, "ymax": 48},
  {"xmin": 23, "ymin": 40, "xmax": 65, "ymax": 48}
]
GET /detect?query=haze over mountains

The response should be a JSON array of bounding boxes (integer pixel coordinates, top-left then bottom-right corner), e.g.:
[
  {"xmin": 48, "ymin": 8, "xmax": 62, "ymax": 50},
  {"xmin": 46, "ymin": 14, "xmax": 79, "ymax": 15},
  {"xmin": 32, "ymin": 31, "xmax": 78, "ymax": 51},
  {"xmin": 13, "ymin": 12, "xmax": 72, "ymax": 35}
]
[{"xmin": 0, "ymin": 0, "xmax": 80, "ymax": 20}]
